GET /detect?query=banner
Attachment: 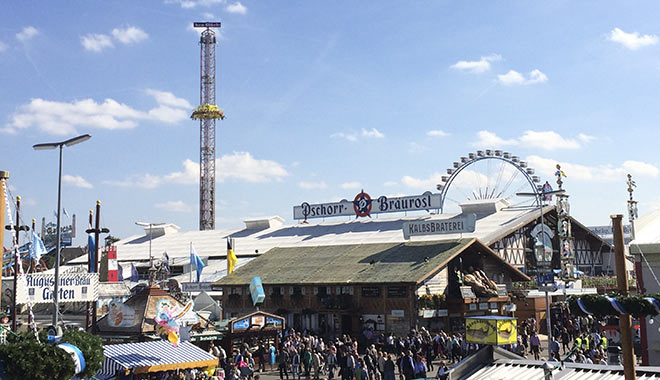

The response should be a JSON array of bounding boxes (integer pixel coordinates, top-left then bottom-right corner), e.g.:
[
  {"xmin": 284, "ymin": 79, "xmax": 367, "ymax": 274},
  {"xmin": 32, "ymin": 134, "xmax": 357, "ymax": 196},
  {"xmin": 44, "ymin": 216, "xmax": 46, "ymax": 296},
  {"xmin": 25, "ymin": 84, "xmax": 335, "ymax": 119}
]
[
  {"xmin": 465, "ymin": 316, "xmax": 517, "ymax": 345},
  {"xmin": 16, "ymin": 273, "xmax": 99, "ymax": 304},
  {"xmin": 249, "ymin": 276, "xmax": 265, "ymax": 306}
]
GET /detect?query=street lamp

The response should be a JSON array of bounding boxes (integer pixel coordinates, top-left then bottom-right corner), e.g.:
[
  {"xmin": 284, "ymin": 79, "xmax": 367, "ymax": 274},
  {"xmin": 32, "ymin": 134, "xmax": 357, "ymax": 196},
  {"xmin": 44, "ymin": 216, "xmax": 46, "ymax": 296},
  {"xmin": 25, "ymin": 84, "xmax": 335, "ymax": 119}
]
[
  {"xmin": 135, "ymin": 222, "xmax": 165, "ymax": 284},
  {"xmin": 517, "ymin": 187, "xmax": 564, "ymax": 360},
  {"xmin": 33, "ymin": 133, "xmax": 91, "ymax": 328}
]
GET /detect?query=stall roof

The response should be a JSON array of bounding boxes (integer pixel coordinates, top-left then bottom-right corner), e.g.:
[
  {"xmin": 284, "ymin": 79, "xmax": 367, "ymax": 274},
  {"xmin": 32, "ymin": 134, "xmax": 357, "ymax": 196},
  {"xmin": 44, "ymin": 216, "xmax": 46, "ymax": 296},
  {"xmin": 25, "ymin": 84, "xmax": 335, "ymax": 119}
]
[
  {"xmin": 97, "ymin": 282, "xmax": 132, "ymax": 298},
  {"xmin": 98, "ymin": 340, "xmax": 218, "ymax": 376}
]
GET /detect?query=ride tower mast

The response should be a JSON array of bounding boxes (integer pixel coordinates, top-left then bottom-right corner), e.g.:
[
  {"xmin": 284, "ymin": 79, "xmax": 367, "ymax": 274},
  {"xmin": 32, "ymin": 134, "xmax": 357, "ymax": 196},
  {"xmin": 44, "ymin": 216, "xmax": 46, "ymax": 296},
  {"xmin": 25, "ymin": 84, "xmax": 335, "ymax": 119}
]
[{"xmin": 191, "ymin": 22, "xmax": 225, "ymax": 230}]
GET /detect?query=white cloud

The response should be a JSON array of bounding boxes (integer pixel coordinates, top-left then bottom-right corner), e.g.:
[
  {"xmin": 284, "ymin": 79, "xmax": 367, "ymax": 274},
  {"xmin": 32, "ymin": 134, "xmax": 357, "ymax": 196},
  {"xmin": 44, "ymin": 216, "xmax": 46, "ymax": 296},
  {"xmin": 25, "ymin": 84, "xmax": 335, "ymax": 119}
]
[
  {"xmin": 111, "ymin": 26, "xmax": 149, "ymax": 45},
  {"xmin": 341, "ymin": 182, "xmax": 361, "ymax": 190},
  {"xmin": 0, "ymin": 41, "xmax": 7, "ymax": 53},
  {"xmin": 527, "ymin": 156, "xmax": 659, "ymax": 182},
  {"xmin": 408, "ymin": 142, "xmax": 428, "ymax": 154},
  {"xmin": 473, "ymin": 130, "xmax": 583, "ymax": 150},
  {"xmin": 527, "ymin": 69, "xmax": 548, "ymax": 84},
  {"xmin": 498, "ymin": 69, "xmax": 548, "ymax": 85},
  {"xmin": 427, "ymin": 130, "xmax": 449, "ymax": 137},
  {"xmin": 62, "ymin": 174, "xmax": 93, "ymax": 189},
  {"xmin": 16, "ymin": 26, "xmax": 39, "ymax": 42},
  {"xmin": 362, "ymin": 128, "xmax": 384, "ymax": 138},
  {"xmin": 145, "ymin": 89, "xmax": 193, "ymax": 109},
  {"xmin": 577, "ymin": 133, "xmax": 595, "ymax": 143},
  {"xmin": 519, "ymin": 131, "xmax": 580, "ymax": 150},
  {"xmin": 105, "ymin": 152, "xmax": 289, "ymax": 188},
  {"xmin": 383, "ymin": 181, "xmax": 398, "ymax": 187},
  {"xmin": 81, "ymin": 33, "xmax": 114, "ymax": 52},
  {"xmin": 166, "ymin": 0, "xmax": 224, "ymax": 8},
  {"xmin": 216, "ymin": 152, "xmax": 289, "ymax": 182},
  {"xmin": 472, "ymin": 130, "xmax": 517, "ymax": 148},
  {"xmin": 3, "ymin": 90, "xmax": 192, "ymax": 135},
  {"xmin": 330, "ymin": 132, "xmax": 358, "ymax": 142},
  {"xmin": 226, "ymin": 2, "xmax": 247, "ymax": 14},
  {"xmin": 155, "ymin": 201, "xmax": 192, "ymax": 212},
  {"xmin": 609, "ymin": 27, "xmax": 659, "ymax": 50},
  {"xmin": 498, "ymin": 70, "xmax": 525, "ymax": 85},
  {"xmin": 299, "ymin": 181, "xmax": 327, "ymax": 190},
  {"xmin": 401, "ymin": 173, "xmax": 445, "ymax": 189},
  {"xmin": 450, "ymin": 54, "xmax": 501, "ymax": 74}
]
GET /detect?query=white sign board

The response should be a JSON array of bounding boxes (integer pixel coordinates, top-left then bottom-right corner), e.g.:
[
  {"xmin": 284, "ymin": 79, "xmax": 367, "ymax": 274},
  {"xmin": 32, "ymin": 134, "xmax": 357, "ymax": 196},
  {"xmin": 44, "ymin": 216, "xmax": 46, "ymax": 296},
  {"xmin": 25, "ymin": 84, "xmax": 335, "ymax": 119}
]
[
  {"xmin": 17, "ymin": 273, "xmax": 99, "ymax": 304},
  {"xmin": 402, "ymin": 214, "xmax": 477, "ymax": 239},
  {"xmin": 181, "ymin": 282, "xmax": 213, "ymax": 292},
  {"xmin": 293, "ymin": 191, "xmax": 442, "ymax": 220}
]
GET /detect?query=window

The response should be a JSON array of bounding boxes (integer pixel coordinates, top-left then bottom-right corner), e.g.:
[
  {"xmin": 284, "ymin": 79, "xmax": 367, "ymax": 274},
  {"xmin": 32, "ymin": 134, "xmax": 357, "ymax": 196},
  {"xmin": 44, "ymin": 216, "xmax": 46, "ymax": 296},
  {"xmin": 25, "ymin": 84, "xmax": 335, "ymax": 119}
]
[{"xmin": 317, "ymin": 286, "xmax": 328, "ymax": 296}]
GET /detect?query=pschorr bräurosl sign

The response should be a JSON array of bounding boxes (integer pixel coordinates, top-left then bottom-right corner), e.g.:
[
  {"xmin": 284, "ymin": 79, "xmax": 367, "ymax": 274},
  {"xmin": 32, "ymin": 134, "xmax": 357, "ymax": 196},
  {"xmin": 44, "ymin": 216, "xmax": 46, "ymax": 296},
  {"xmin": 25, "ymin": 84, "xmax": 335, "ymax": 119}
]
[
  {"xmin": 293, "ymin": 191, "xmax": 442, "ymax": 220},
  {"xmin": 402, "ymin": 214, "xmax": 477, "ymax": 239},
  {"xmin": 17, "ymin": 273, "xmax": 99, "ymax": 304}
]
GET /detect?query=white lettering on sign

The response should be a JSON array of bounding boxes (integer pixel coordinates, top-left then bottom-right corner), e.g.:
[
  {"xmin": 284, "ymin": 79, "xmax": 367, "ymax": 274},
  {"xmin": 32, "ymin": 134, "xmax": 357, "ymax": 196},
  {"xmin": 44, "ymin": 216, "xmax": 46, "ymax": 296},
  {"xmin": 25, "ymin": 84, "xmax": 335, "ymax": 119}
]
[
  {"xmin": 17, "ymin": 273, "xmax": 99, "ymax": 304},
  {"xmin": 402, "ymin": 214, "xmax": 477, "ymax": 239}
]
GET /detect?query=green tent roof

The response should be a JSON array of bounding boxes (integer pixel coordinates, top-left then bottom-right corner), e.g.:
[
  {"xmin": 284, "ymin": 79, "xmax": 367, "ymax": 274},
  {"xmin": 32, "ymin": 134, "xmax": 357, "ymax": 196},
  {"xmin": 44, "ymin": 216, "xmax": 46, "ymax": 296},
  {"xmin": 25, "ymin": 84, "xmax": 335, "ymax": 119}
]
[{"xmin": 216, "ymin": 239, "xmax": 479, "ymax": 286}]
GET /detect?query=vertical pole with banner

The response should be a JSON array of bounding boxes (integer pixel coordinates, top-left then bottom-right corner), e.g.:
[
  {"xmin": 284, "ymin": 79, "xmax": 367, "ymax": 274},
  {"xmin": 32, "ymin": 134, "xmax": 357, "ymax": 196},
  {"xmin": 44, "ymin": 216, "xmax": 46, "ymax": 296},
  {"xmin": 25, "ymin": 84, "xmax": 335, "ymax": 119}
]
[{"xmin": 0, "ymin": 171, "xmax": 8, "ymax": 312}]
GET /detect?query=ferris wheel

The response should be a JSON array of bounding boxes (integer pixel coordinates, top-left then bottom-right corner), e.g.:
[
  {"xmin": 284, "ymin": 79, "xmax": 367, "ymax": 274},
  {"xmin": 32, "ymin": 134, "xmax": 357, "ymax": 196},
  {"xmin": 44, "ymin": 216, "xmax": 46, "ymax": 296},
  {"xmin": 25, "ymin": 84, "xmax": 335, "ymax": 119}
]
[{"xmin": 436, "ymin": 149, "xmax": 543, "ymax": 214}]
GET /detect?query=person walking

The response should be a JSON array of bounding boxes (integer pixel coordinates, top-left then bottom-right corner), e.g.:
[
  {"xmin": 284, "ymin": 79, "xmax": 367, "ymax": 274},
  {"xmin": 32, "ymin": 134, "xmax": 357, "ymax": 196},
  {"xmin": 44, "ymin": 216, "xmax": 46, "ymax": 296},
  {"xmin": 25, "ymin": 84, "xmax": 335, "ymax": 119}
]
[
  {"xmin": 435, "ymin": 361, "xmax": 449, "ymax": 380},
  {"xmin": 269, "ymin": 344, "xmax": 277, "ymax": 371},
  {"xmin": 278, "ymin": 347, "xmax": 290, "ymax": 380},
  {"xmin": 327, "ymin": 348, "xmax": 337, "ymax": 380},
  {"xmin": 383, "ymin": 354, "xmax": 396, "ymax": 380},
  {"xmin": 291, "ymin": 349, "xmax": 301, "ymax": 380},
  {"xmin": 529, "ymin": 331, "xmax": 541, "ymax": 360}
]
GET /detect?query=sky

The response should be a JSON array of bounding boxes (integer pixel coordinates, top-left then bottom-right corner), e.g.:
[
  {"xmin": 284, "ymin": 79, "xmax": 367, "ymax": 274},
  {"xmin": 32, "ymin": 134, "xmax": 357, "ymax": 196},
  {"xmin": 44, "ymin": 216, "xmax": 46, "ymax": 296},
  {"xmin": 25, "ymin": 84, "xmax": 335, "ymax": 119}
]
[{"xmin": 2, "ymin": 1, "xmax": 660, "ymax": 247}]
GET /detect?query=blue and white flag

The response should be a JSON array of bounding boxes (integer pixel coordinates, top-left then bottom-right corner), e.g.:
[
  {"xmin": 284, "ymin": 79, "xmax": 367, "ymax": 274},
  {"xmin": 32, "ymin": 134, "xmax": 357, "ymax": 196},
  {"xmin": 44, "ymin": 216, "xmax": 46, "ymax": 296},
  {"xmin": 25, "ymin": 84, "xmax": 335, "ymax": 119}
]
[
  {"xmin": 190, "ymin": 244, "xmax": 205, "ymax": 282},
  {"xmin": 117, "ymin": 264, "xmax": 124, "ymax": 281},
  {"xmin": 162, "ymin": 251, "xmax": 170, "ymax": 273},
  {"xmin": 87, "ymin": 229, "xmax": 96, "ymax": 273},
  {"xmin": 130, "ymin": 263, "xmax": 139, "ymax": 282},
  {"xmin": 29, "ymin": 232, "xmax": 47, "ymax": 260},
  {"xmin": 63, "ymin": 208, "xmax": 69, "ymax": 218}
]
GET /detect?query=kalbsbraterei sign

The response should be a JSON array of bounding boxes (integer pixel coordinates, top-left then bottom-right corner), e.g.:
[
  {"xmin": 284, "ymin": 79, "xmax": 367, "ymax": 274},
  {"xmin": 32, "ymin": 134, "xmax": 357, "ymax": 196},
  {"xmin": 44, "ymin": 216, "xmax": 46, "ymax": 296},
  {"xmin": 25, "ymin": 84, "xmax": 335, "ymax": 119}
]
[{"xmin": 17, "ymin": 273, "xmax": 99, "ymax": 304}]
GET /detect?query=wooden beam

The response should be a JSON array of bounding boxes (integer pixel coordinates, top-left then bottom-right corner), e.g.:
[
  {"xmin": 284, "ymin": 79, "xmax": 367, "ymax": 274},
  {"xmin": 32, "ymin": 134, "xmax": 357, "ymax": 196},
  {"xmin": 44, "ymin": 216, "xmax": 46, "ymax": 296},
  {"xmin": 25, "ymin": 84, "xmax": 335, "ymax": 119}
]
[{"xmin": 612, "ymin": 214, "xmax": 636, "ymax": 380}]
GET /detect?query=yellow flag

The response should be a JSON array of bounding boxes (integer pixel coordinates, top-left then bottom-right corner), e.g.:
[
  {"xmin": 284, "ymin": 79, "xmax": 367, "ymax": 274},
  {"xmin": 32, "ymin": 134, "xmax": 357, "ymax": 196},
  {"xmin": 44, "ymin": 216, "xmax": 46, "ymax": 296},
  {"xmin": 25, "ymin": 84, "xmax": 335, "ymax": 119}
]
[{"xmin": 227, "ymin": 238, "xmax": 237, "ymax": 274}]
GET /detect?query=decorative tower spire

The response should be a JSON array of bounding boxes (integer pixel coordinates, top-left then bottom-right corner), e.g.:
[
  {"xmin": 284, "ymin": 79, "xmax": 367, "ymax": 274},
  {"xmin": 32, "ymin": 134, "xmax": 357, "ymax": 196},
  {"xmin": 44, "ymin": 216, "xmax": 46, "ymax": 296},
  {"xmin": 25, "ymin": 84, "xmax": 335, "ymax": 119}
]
[
  {"xmin": 627, "ymin": 174, "xmax": 638, "ymax": 240},
  {"xmin": 555, "ymin": 164, "xmax": 574, "ymax": 278}
]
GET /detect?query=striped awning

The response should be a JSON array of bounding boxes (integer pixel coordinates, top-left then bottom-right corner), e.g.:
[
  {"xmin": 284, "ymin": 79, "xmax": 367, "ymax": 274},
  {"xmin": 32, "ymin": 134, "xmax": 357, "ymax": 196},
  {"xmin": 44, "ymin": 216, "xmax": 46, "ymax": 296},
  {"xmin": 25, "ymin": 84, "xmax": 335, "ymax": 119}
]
[{"xmin": 97, "ymin": 340, "xmax": 218, "ymax": 377}]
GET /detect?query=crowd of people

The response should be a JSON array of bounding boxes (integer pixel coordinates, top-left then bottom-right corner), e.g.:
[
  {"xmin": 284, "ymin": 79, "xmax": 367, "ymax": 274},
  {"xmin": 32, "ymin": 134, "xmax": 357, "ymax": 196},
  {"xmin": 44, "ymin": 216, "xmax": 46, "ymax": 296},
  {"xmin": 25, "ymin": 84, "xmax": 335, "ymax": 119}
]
[
  {"xmin": 505, "ymin": 309, "xmax": 612, "ymax": 364},
  {"xmin": 200, "ymin": 309, "xmax": 621, "ymax": 380},
  {"xmin": 206, "ymin": 327, "xmax": 480, "ymax": 380}
]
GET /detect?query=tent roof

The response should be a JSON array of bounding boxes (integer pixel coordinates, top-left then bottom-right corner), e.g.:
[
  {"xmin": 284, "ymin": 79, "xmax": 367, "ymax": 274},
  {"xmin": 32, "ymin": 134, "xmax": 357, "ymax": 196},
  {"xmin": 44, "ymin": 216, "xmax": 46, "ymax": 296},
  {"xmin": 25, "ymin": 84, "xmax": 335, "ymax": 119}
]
[{"xmin": 98, "ymin": 340, "xmax": 218, "ymax": 376}]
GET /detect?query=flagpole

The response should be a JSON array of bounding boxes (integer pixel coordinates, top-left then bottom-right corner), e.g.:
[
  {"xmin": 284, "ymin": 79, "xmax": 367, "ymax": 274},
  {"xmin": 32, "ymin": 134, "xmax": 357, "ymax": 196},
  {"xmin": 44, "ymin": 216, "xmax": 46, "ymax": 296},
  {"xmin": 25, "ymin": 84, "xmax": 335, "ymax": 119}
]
[
  {"xmin": 0, "ymin": 172, "xmax": 8, "ymax": 314},
  {"xmin": 86, "ymin": 209, "xmax": 93, "ymax": 331}
]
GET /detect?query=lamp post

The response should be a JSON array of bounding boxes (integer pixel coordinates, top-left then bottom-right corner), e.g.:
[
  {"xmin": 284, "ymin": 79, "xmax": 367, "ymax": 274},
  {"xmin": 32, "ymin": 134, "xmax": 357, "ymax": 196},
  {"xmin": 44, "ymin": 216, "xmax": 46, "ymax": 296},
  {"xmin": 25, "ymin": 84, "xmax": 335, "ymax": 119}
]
[
  {"xmin": 517, "ymin": 187, "xmax": 565, "ymax": 360},
  {"xmin": 33, "ymin": 134, "xmax": 91, "ymax": 328},
  {"xmin": 135, "ymin": 222, "xmax": 165, "ymax": 285}
]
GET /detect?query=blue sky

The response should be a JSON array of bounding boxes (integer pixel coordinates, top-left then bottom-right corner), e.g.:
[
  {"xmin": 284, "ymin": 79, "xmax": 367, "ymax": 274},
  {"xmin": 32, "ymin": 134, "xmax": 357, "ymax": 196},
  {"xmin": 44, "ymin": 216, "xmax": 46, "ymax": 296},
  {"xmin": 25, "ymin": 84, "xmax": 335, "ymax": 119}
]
[{"xmin": 2, "ymin": 1, "xmax": 660, "ymax": 246}]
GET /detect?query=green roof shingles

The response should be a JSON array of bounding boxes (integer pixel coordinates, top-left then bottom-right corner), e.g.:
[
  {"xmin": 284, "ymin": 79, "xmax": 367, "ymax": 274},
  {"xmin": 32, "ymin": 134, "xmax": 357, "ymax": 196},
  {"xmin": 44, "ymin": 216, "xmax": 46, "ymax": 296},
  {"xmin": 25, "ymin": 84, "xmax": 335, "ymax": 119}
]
[{"xmin": 216, "ymin": 239, "xmax": 472, "ymax": 286}]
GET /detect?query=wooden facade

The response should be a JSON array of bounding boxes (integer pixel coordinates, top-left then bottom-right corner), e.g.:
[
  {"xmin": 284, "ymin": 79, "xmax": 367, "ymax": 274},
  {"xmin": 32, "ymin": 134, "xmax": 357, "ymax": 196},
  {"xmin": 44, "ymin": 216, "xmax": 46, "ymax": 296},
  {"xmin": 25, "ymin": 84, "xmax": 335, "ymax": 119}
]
[{"xmin": 488, "ymin": 208, "xmax": 610, "ymax": 275}]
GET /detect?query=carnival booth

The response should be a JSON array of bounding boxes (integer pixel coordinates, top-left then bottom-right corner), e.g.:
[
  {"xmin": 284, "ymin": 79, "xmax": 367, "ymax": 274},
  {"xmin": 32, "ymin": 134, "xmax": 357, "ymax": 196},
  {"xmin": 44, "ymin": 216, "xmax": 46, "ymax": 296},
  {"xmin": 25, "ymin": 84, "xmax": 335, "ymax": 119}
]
[
  {"xmin": 220, "ymin": 311, "xmax": 285, "ymax": 356},
  {"xmin": 96, "ymin": 340, "xmax": 218, "ymax": 379}
]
